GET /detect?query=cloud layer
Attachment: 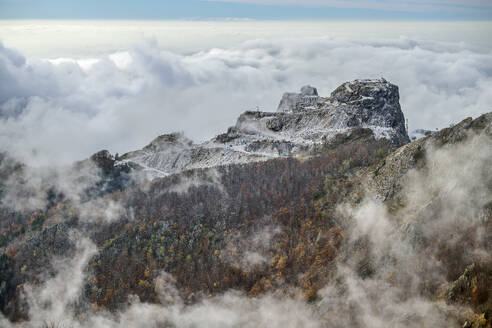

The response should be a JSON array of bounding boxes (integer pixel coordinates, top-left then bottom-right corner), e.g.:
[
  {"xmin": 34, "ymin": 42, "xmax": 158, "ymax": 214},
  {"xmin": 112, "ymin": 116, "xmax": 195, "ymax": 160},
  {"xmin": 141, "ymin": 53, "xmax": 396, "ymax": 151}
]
[{"xmin": 0, "ymin": 35, "xmax": 491, "ymax": 165}]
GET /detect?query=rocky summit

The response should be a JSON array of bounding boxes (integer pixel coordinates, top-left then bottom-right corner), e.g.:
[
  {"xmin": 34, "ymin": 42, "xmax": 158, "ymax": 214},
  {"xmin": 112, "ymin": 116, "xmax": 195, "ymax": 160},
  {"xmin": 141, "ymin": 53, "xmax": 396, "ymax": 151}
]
[{"xmin": 117, "ymin": 78, "xmax": 410, "ymax": 178}]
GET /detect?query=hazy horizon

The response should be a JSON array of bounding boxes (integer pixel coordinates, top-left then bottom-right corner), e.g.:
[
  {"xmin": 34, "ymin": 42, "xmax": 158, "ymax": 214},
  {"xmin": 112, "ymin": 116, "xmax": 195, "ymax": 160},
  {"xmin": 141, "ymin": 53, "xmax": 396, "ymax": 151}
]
[{"xmin": 1, "ymin": 20, "xmax": 491, "ymax": 58}]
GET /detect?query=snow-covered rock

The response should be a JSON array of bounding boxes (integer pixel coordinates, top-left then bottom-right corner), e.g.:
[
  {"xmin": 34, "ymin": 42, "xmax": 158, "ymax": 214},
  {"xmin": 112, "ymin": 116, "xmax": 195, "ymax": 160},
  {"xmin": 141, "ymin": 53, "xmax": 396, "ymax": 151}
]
[{"xmin": 116, "ymin": 78, "xmax": 410, "ymax": 178}]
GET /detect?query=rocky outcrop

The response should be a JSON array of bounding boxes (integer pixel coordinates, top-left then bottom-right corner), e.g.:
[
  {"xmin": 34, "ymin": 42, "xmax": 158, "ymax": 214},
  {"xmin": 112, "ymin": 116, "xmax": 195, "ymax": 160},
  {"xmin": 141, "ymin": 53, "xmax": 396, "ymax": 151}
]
[
  {"xmin": 117, "ymin": 78, "xmax": 410, "ymax": 178},
  {"xmin": 326, "ymin": 79, "xmax": 408, "ymax": 145}
]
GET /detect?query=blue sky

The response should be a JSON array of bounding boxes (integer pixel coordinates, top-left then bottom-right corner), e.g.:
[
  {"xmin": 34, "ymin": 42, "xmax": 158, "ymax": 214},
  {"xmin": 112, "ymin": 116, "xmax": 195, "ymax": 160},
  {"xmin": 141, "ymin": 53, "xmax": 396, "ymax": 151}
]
[{"xmin": 0, "ymin": 0, "xmax": 491, "ymax": 20}]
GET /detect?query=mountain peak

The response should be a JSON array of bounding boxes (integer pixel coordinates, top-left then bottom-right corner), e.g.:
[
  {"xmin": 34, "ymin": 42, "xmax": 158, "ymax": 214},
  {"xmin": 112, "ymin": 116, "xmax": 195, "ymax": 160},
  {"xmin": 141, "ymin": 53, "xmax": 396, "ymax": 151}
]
[
  {"xmin": 116, "ymin": 79, "xmax": 409, "ymax": 178},
  {"xmin": 330, "ymin": 78, "xmax": 395, "ymax": 103}
]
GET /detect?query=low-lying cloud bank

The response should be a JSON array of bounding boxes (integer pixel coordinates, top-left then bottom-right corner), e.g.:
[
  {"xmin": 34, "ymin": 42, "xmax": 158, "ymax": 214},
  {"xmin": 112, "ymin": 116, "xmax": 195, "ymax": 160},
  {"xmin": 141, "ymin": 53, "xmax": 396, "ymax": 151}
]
[{"xmin": 0, "ymin": 36, "xmax": 491, "ymax": 165}]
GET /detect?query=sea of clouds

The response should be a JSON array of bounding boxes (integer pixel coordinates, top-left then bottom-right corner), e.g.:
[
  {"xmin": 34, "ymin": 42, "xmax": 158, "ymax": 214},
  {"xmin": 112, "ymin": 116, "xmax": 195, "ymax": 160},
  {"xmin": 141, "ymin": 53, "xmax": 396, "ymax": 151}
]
[{"xmin": 0, "ymin": 32, "xmax": 491, "ymax": 166}]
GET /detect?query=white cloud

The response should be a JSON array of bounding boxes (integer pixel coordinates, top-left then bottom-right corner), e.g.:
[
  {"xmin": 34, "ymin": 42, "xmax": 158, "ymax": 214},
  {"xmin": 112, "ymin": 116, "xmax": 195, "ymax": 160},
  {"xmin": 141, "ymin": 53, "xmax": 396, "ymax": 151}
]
[
  {"xmin": 2, "ymin": 21, "xmax": 491, "ymax": 58},
  {"xmin": 0, "ymin": 35, "xmax": 491, "ymax": 166}
]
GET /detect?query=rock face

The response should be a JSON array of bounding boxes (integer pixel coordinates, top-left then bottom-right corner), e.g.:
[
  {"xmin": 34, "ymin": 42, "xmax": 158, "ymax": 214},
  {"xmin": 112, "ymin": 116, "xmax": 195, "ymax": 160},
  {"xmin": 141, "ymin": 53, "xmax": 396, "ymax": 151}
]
[
  {"xmin": 327, "ymin": 79, "xmax": 407, "ymax": 145},
  {"xmin": 116, "ymin": 78, "xmax": 410, "ymax": 178}
]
